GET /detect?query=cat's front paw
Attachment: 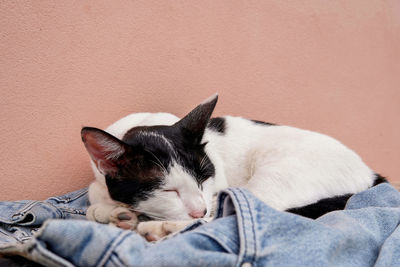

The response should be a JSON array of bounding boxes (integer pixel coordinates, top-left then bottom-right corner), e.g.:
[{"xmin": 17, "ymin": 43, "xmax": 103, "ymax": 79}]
[
  {"xmin": 86, "ymin": 204, "xmax": 138, "ymax": 230},
  {"xmin": 86, "ymin": 203, "xmax": 116, "ymax": 224},
  {"xmin": 109, "ymin": 207, "xmax": 138, "ymax": 230},
  {"xmin": 136, "ymin": 220, "xmax": 192, "ymax": 242}
]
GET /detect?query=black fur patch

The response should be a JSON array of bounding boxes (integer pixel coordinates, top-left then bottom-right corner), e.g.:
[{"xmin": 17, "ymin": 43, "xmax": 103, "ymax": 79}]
[
  {"xmin": 208, "ymin": 117, "xmax": 226, "ymax": 134},
  {"xmin": 286, "ymin": 194, "xmax": 352, "ymax": 219},
  {"xmin": 373, "ymin": 173, "xmax": 388, "ymax": 186},
  {"xmin": 104, "ymin": 98, "xmax": 219, "ymax": 207},
  {"xmin": 175, "ymin": 95, "xmax": 218, "ymax": 144},
  {"xmin": 106, "ymin": 171, "xmax": 164, "ymax": 207},
  {"xmin": 94, "ymin": 125, "xmax": 177, "ymax": 206},
  {"xmin": 104, "ymin": 142, "xmax": 169, "ymax": 206},
  {"xmin": 251, "ymin": 120, "xmax": 276, "ymax": 126},
  {"xmin": 176, "ymin": 143, "xmax": 215, "ymax": 187},
  {"xmin": 126, "ymin": 125, "xmax": 215, "ymax": 185},
  {"xmin": 286, "ymin": 173, "xmax": 388, "ymax": 219},
  {"xmin": 104, "ymin": 123, "xmax": 215, "ymax": 206}
]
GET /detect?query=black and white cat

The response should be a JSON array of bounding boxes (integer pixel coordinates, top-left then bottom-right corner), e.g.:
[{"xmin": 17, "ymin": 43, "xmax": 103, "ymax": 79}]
[{"xmin": 81, "ymin": 94, "xmax": 385, "ymax": 239}]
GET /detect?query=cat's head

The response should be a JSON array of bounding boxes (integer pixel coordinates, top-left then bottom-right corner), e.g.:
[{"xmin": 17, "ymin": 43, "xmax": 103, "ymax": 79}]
[{"xmin": 81, "ymin": 94, "xmax": 218, "ymax": 220}]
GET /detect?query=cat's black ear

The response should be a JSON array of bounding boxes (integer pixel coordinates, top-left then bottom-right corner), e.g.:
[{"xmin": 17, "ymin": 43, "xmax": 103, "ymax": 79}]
[
  {"xmin": 81, "ymin": 127, "xmax": 127, "ymax": 176},
  {"xmin": 175, "ymin": 94, "xmax": 218, "ymax": 144}
]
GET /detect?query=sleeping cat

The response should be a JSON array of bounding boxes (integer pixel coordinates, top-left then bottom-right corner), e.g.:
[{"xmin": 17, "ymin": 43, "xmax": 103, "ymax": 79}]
[{"xmin": 81, "ymin": 94, "xmax": 385, "ymax": 240}]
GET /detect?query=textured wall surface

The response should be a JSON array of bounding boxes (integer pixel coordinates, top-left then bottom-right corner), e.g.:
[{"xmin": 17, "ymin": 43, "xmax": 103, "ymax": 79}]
[{"xmin": 1, "ymin": 1, "xmax": 399, "ymax": 200}]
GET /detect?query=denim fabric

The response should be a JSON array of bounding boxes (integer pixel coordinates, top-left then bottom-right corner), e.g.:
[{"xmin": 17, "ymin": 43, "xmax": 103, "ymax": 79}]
[
  {"xmin": 0, "ymin": 188, "xmax": 88, "ymax": 245},
  {"xmin": 1, "ymin": 184, "xmax": 400, "ymax": 267}
]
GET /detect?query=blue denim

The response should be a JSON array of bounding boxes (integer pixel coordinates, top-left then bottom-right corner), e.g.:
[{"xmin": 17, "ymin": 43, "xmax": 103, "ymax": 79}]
[
  {"xmin": 0, "ymin": 188, "xmax": 88, "ymax": 245},
  {"xmin": 1, "ymin": 184, "xmax": 400, "ymax": 266}
]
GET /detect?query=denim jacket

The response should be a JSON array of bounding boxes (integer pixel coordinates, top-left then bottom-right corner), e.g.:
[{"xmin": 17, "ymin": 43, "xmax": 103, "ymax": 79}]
[
  {"xmin": 0, "ymin": 188, "xmax": 88, "ymax": 245},
  {"xmin": 1, "ymin": 184, "xmax": 400, "ymax": 267}
]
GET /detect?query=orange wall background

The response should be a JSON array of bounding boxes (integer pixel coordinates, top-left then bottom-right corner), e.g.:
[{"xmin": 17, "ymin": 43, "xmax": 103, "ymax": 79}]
[{"xmin": 1, "ymin": 1, "xmax": 399, "ymax": 200}]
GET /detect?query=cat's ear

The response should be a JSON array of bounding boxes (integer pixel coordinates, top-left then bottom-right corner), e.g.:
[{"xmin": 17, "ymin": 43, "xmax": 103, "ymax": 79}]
[
  {"xmin": 175, "ymin": 93, "xmax": 218, "ymax": 144},
  {"xmin": 81, "ymin": 127, "xmax": 127, "ymax": 176}
]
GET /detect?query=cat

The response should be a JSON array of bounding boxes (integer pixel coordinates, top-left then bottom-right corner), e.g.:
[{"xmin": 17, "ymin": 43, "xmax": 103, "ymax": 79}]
[{"xmin": 81, "ymin": 94, "xmax": 386, "ymax": 240}]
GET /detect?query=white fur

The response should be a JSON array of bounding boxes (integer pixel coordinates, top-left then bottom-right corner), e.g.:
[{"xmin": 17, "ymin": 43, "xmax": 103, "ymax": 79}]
[
  {"xmin": 204, "ymin": 116, "xmax": 374, "ymax": 210},
  {"xmin": 87, "ymin": 111, "xmax": 375, "ymax": 223},
  {"xmin": 134, "ymin": 163, "xmax": 207, "ymax": 220}
]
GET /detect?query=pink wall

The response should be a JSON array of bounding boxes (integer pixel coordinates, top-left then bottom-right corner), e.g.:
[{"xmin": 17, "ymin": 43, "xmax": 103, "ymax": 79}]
[{"xmin": 1, "ymin": 1, "xmax": 399, "ymax": 200}]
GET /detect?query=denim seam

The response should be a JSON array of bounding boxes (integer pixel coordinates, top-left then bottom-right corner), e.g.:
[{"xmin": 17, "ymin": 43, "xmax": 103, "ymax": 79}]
[
  {"xmin": 32, "ymin": 202, "xmax": 64, "ymax": 221},
  {"xmin": 43, "ymin": 202, "xmax": 66, "ymax": 220},
  {"xmin": 96, "ymin": 231, "xmax": 132, "ymax": 267},
  {"xmin": 230, "ymin": 189, "xmax": 247, "ymax": 267},
  {"xmin": 238, "ymin": 188, "xmax": 257, "ymax": 264},
  {"xmin": 178, "ymin": 220, "xmax": 207, "ymax": 234},
  {"xmin": 103, "ymin": 232, "xmax": 136, "ymax": 267},
  {"xmin": 16, "ymin": 222, "xmax": 68, "ymax": 267},
  {"xmin": 11, "ymin": 202, "xmax": 64, "ymax": 225},
  {"xmin": 0, "ymin": 228, "xmax": 16, "ymax": 241},
  {"xmin": 194, "ymin": 231, "xmax": 236, "ymax": 254},
  {"xmin": 32, "ymin": 240, "xmax": 74, "ymax": 267},
  {"xmin": 58, "ymin": 207, "xmax": 86, "ymax": 216},
  {"xmin": 109, "ymin": 254, "xmax": 125, "ymax": 267},
  {"xmin": 229, "ymin": 188, "xmax": 257, "ymax": 266},
  {"xmin": 113, "ymin": 247, "xmax": 139, "ymax": 267},
  {"xmin": 12, "ymin": 201, "xmax": 39, "ymax": 219},
  {"xmin": 47, "ymin": 188, "xmax": 88, "ymax": 203}
]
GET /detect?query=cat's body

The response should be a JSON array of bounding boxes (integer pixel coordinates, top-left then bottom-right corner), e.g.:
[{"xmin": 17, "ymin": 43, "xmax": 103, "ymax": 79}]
[{"xmin": 82, "ymin": 95, "xmax": 384, "ymax": 239}]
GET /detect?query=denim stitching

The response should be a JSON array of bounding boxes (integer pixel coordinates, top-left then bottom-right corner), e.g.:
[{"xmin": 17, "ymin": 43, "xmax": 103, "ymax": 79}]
[
  {"xmin": 238, "ymin": 188, "xmax": 257, "ymax": 264},
  {"xmin": 0, "ymin": 228, "xmax": 15, "ymax": 239},
  {"xmin": 12, "ymin": 201, "xmax": 39, "ymax": 219},
  {"xmin": 18, "ymin": 202, "xmax": 39, "ymax": 214},
  {"xmin": 96, "ymin": 231, "xmax": 132, "ymax": 267},
  {"xmin": 230, "ymin": 189, "xmax": 247, "ymax": 267},
  {"xmin": 110, "ymin": 253, "xmax": 125, "ymax": 267},
  {"xmin": 11, "ymin": 202, "xmax": 66, "ymax": 224},
  {"xmin": 36, "ymin": 202, "xmax": 64, "ymax": 220},
  {"xmin": 178, "ymin": 220, "xmax": 207, "ymax": 233},
  {"xmin": 34, "ymin": 240, "xmax": 75, "ymax": 267},
  {"xmin": 47, "ymin": 188, "xmax": 88, "ymax": 203},
  {"xmin": 194, "ymin": 231, "xmax": 236, "ymax": 254},
  {"xmin": 104, "ymin": 232, "xmax": 138, "ymax": 267},
  {"xmin": 112, "ymin": 248, "xmax": 133, "ymax": 267},
  {"xmin": 234, "ymin": 189, "xmax": 250, "ymax": 262},
  {"xmin": 58, "ymin": 207, "xmax": 86, "ymax": 216}
]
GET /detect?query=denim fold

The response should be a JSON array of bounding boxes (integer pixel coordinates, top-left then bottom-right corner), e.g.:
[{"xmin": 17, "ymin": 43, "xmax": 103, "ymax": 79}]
[{"xmin": 1, "ymin": 184, "xmax": 400, "ymax": 266}]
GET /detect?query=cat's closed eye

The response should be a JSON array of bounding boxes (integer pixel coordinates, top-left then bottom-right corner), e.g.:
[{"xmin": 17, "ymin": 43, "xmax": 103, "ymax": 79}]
[{"xmin": 163, "ymin": 189, "xmax": 180, "ymax": 197}]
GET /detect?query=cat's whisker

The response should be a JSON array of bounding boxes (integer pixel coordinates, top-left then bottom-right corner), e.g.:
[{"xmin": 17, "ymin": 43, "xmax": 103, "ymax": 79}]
[
  {"xmin": 145, "ymin": 149, "xmax": 168, "ymax": 174},
  {"xmin": 150, "ymin": 160, "xmax": 168, "ymax": 176},
  {"xmin": 200, "ymin": 161, "xmax": 212, "ymax": 172},
  {"xmin": 199, "ymin": 155, "xmax": 207, "ymax": 170}
]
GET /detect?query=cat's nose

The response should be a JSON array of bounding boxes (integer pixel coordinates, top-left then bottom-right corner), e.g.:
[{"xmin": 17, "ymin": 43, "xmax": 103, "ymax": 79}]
[{"xmin": 189, "ymin": 209, "xmax": 207, "ymax": 219}]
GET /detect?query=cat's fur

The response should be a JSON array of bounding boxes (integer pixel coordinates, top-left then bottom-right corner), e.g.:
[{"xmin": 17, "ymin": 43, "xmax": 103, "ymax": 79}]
[{"xmin": 82, "ymin": 94, "xmax": 385, "ymax": 239}]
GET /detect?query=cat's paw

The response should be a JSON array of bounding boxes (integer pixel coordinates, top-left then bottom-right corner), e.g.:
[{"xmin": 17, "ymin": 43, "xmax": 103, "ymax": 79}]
[
  {"xmin": 86, "ymin": 203, "xmax": 117, "ymax": 224},
  {"xmin": 109, "ymin": 207, "xmax": 138, "ymax": 230},
  {"xmin": 136, "ymin": 220, "xmax": 191, "ymax": 242},
  {"xmin": 86, "ymin": 204, "xmax": 138, "ymax": 230}
]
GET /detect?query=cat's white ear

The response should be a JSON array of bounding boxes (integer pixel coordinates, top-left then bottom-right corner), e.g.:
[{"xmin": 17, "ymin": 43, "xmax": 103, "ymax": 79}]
[
  {"xmin": 175, "ymin": 93, "xmax": 218, "ymax": 144},
  {"xmin": 81, "ymin": 127, "xmax": 126, "ymax": 175}
]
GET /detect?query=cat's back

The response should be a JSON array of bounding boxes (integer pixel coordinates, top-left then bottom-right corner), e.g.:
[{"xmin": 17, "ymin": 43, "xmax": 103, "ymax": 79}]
[
  {"xmin": 205, "ymin": 116, "xmax": 374, "ymax": 198},
  {"xmin": 105, "ymin": 112, "xmax": 179, "ymax": 139},
  {"xmin": 208, "ymin": 115, "xmax": 361, "ymax": 157}
]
